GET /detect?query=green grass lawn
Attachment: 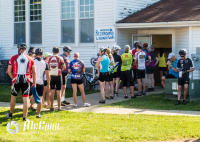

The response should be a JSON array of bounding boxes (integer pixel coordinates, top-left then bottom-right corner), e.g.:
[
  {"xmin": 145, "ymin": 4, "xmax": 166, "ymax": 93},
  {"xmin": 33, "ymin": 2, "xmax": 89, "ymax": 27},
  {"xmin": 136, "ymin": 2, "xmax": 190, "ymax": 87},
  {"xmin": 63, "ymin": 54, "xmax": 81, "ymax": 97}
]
[
  {"xmin": 107, "ymin": 94, "xmax": 200, "ymax": 111},
  {"xmin": 0, "ymin": 107, "xmax": 200, "ymax": 142},
  {"xmin": 0, "ymin": 84, "xmax": 97, "ymax": 103}
]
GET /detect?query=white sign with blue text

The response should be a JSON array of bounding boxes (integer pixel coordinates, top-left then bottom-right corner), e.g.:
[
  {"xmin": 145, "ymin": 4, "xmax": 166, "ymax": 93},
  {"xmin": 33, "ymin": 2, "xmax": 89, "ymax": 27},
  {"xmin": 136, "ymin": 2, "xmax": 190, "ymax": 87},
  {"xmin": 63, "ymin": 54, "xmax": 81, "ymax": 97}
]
[{"xmin": 95, "ymin": 27, "xmax": 115, "ymax": 42}]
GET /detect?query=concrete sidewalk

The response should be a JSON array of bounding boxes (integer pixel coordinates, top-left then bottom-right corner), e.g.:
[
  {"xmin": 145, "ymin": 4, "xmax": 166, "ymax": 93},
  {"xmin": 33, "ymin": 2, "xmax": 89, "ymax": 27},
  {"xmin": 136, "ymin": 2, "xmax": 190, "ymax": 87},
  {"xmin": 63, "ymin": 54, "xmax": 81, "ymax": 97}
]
[{"xmin": 2, "ymin": 88, "xmax": 200, "ymax": 116}]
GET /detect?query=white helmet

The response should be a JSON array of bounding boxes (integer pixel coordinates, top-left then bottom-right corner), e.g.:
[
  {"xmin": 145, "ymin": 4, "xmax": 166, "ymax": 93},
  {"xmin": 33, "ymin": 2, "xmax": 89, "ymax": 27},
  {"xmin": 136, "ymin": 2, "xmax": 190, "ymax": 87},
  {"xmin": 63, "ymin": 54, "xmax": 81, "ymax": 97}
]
[{"xmin": 112, "ymin": 45, "xmax": 121, "ymax": 51}]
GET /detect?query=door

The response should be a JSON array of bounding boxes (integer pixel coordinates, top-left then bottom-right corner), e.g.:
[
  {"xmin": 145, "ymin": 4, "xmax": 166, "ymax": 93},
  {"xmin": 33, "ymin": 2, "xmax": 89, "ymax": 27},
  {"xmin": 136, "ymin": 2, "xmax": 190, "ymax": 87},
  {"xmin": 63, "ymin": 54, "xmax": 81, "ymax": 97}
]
[{"xmin": 132, "ymin": 35, "xmax": 152, "ymax": 48}]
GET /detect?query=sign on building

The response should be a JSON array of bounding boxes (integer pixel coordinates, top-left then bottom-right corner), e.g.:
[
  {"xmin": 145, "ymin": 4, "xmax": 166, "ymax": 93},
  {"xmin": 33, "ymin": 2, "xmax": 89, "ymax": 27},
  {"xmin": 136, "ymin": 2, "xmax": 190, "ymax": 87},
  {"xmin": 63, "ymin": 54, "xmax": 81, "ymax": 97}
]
[{"xmin": 95, "ymin": 27, "xmax": 115, "ymax": 42}]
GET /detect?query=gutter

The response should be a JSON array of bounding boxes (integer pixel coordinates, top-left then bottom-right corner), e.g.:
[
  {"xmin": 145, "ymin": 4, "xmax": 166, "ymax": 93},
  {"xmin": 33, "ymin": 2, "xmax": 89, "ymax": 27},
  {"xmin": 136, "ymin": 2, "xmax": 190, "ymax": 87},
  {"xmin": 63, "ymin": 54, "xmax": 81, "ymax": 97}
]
[{"xmin": 115, "ymin": 21, "xmax": 200, "ymax": 29}]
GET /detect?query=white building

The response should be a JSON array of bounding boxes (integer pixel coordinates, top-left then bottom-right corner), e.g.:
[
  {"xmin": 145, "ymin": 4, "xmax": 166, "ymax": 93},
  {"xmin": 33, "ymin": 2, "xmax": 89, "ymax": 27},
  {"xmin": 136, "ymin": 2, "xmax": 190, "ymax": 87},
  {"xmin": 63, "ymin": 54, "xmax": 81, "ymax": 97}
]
[
  {"xmin": 0, "ymin": 0, "xmax": 158, "ymax": 67},
  {"xmin": 0, "ymin": 0, "xmax": 200, "ymax": 80}
]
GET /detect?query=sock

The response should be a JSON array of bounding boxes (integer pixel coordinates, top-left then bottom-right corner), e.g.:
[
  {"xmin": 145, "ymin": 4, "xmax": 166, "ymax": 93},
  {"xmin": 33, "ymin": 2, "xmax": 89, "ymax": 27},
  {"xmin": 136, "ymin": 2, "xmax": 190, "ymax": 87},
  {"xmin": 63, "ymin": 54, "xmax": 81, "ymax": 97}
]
[{"xmin": 61, "ymin": 96, "xmax": 65, "ymax": 102}]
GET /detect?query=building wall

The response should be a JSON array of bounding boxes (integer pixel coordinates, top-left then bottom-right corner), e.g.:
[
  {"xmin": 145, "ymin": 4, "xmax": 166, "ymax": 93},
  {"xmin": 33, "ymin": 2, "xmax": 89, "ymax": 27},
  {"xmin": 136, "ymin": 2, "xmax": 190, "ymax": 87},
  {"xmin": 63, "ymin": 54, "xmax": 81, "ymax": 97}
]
[{"xmin": 0, "ymin": 0, "xmax": 16, "ymax": 60}]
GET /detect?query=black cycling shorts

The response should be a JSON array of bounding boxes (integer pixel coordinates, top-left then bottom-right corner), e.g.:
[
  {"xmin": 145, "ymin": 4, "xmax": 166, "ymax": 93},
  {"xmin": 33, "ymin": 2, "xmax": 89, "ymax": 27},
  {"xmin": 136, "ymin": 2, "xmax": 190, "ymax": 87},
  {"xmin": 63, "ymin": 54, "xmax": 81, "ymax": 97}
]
[
  {"xmin": 99, "ymin": 72, "xmax": 110, "ymax": 82},
  {"xmin": 113, "ymin": 71, "xmax": 121, "ymax": 78},
  {"xmin": 159, "ymin": 67, "xmax": 168, "ymax": 72},
  {"xmin": 62, "ymin": 72, "xmax": 68, "ymax": 85},
  {"xmin": 71, "ymin": 78, "xmax": 83, "ymax": 85},
  {"xmin": 50, "ymin": 76, "xmax": 62, "ymax": 90},
  {"xmin": 178, "ymin": 77, "xmax": 189, "ymax": 86},
  {"xmin": 44, "ymin": 80, "xmax": 47, "ymax": 86},
  {"xmin": 11, "ymin": 75, "xmax": 30, "ymax": 98},
  {"xmin": 136, "ymin": 69, "xmax": 146, "ymax": 79},
  {"xmin": 146, "ymin": 67, "xmax": 155, "ymax": 74},
  {"xmin": 36, "ymin": 84, "xmax": 44, "ymax": 97},
  {"xmin": 120, "ymin": 70, "xmax": 130, "ymax": 87}
]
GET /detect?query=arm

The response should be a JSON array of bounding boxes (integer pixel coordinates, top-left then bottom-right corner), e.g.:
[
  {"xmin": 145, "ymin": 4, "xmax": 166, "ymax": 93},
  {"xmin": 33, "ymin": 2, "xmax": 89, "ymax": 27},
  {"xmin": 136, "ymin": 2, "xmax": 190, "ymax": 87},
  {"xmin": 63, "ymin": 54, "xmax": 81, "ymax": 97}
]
[
  {"xmin": 45, "ymin": 70, "xmax": 50, "ymax": 89},
  {"xmin": 7, "ymin": 65, "xmax": 13, "ymax": 80},
  {"xmin": 155, "ymin": 57, "xmax": 159, "ymax": 66},
  {"xmin": 32, "ymin": 65, "xmax": 36, "ymax": 86},
  {"xmin": 61, "ymin": 59, "xmax": 66, "ymax": 71}
]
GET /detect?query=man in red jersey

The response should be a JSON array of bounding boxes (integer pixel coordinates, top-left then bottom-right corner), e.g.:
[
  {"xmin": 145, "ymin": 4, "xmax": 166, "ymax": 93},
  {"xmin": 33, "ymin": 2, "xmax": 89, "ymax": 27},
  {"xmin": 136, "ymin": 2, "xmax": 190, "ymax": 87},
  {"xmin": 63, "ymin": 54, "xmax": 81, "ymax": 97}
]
[{"xmin": 7, "ymin": 43, "xmax": 36, "ymax": 121}]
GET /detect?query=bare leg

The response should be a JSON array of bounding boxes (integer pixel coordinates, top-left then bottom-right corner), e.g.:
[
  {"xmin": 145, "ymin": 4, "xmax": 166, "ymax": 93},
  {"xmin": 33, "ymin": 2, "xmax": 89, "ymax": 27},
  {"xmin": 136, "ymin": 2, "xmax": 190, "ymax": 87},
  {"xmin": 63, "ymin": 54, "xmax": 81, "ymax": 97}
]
[
  {"xmin": 115, "ymin": 78, "xmax": 120, "ymax": 93},
  {"xmin": 183, "ymin": 84, "xmax": 189, "ymax": 100},
  {"xmin": 23, "ymin": 97, "xmax": 29, "ymax": 118},
  {"xmin": 147, "ymin": 74, "xmax": 151, "ymax": 89},
  {"xmin": 142, "ymin": 78, "xmax": 146, "ymax": 92},
  {"xmin": 56, "ymin": 90, "xmax": 61, "ymax": 109},
  {"xmin": 78, "ymin": 84, "xmax": 86, "ymax": 103},
  {"xmin": 123, "ymin": 87, "xmax": 127, "ymax": 96},
  {"xmin": 61, "ymin": 85, "xmax": 66, "ymax": 101},
  {"xmin": 10, "ymin": 95, "xmax": 17, "ymax": 114},
  {"xmin": 109, "ymin": 81, "xmax": 114, "ymax": 97},
  {"xmin": 105, "ymin": 82, "xmax": 110, "ymax": 97},
  {"xmin": 137, "ymin": 79, "xmax": 142, "ymax": 92},
  {"xmin": 99, "ymin": 81, "xmax": 105, "ymax": 100},
  {"xmin": 72, "ymin": 84, "xmax": 77, "ymax": 104},
  {"xmin": 130, "ymin": 86, "xmax": 134, "ymax": 96},
  {"xmin": 37, "ymin": 97, "xmax": 42, "ymax": 115},
  {"xmin": 178, "ymin": 85, "xmax": 182, "ymax": 101},
  {"xmin": 50, "ymin": 90, "xmax": 55, "ymax": 108}
]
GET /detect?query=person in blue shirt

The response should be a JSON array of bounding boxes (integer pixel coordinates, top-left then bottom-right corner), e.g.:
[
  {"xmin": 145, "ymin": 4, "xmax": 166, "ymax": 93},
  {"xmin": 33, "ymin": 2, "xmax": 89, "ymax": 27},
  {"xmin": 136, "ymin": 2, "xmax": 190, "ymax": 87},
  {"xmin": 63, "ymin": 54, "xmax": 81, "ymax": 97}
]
[
  {"xmin": 167, "ymin": 53, "xmax": 179, "ymax": 78},
  {"xmin": 96, "ymin": 48, "xmax": 110, "ymax": 104},
  {"xmin": 69, "ymin": 52, "xmax": 91, "ymax": 107}
]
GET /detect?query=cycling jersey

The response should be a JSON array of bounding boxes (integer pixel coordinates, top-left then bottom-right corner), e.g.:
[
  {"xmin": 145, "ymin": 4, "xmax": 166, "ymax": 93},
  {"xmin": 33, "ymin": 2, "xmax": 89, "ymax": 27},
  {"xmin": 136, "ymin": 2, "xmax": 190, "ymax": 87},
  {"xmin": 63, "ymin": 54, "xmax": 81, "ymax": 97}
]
[
  {"xmin": 34, "ymin": 57, "xmax": 49, "ymax": 85},
  {"xmin": 132, "ymin": 49, "xmax": 137, "ymax": 69},
  {"xmin": 177, "ymin": 58, "xmax": 193, "ymax": 78},
  {"xmin": 70, "ymin": 59, "xmax": 85, "ymax": 80},
  {"xmin": 100, "ymin": 55, "xmax": 110, "ymax": 73},
  {"xmin": 9, "ymin": 53, "xmax": 34, "ymax": 83},
  {"xmin": 60, "ymin": 53, "xmax": 70, "ymax": 74},
  {"xmin": 135, "ymin": 51, "xmax": 146, "ymax": 70},
  {"xmin": 121, "ymin": 53, "xmax": 133, "ymax": 71},
  {"xmin": 48, "ymin": 55, "xmax": 64, "ymax": 76},
  {"xmin": 113, "ymin": 53, "xmax": 122, "ymax": 72},
  {"xmin": 158, "ymin": 54, "xmax": 167, "ymax": 67},
  {"xmin": 168, "ymin": 59, "xmax": 179, "ymax": 78}
]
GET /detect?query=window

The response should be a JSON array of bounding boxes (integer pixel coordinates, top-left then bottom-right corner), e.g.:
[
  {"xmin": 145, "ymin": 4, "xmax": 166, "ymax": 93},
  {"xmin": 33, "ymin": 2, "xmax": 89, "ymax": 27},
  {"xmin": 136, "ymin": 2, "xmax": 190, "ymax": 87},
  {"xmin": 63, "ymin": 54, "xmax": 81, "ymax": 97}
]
[
  {"xmin": 14, "ymin": 0, "xmax": 26, "ymax": 44},
  {"xmin": 30, "ymin": 0, "xmax": 42, "ymax": 44},
  {"xmin": 61, "ymin": 0, "xmax": 75, "ymax": 43},
  {"xmin": 79, "ymin": 0, "xmax": 94, "ymax": 43}
]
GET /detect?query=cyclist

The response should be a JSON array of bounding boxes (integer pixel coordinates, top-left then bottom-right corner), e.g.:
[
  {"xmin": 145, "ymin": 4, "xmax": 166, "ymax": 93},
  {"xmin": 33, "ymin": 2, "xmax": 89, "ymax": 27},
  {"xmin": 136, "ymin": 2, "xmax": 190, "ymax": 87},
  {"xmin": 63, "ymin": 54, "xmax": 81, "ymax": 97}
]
[
  {"xmin": 34, "ymin": 48, "xmax": 50, "ymax": 118},
  {"xmin": 135, "ymin": 45, "xmax": 146, "ymax": 96},
  {"xmin": 7, "ymin": 43, "xmax": 36, "ymax": 121},
  {"xmin": 176, "ymin": 49, "xmax": 194, "ymax": 105},
  {"xmin": 42, "ymin": 52, "xmax": 51, "ymax": 108},
  {"xmin": 60, "ymin": 46, "xmax": 72, "ymax": 106},
  {"xmin": 48, "ymin": 46, "xmax": 66, "ymax": 111},
  {"xmin": 106, "ymin": 48, "xmax": 114, "ymax": 99},
  {"xmin": 96, "ymin": 47, "xmax": 110, "ymax": 104},
  {"xmin": 167, "ymin": 53, "xmax": 179, "ymax": 79},
  {"xmin": 69, "ymin": 52, "xmax": 91, "ymax": 107},
  {"xmin": 120, "ymin": 45, "xmax": 133, "ymax": 98},
  {"xmin": 28, "ymin": 47, "xmax": 36, "ymax": 111},
  {"xmin": 112, "ymin": 45, "xmax": 122, "ymax": 97}
]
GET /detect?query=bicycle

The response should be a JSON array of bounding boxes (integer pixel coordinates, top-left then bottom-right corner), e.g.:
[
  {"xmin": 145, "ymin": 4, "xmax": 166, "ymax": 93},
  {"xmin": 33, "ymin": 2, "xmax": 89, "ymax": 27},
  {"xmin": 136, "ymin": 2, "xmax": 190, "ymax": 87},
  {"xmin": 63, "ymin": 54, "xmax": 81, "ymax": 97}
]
[{"xmin": 83, "ymin": 56, "xmax": 99, "ymax": 90}]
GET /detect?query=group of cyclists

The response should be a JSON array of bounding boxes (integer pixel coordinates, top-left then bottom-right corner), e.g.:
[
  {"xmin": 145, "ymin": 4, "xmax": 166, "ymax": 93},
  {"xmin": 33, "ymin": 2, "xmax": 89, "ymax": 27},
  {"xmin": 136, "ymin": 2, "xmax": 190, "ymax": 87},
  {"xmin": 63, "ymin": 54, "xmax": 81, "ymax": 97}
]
[
  {"xmin": 95, "ymin": 42, "xmax": 195, "ymax": 106},
  {"xmin": 6, "ymin": 41, "xmax": 195, "ymax": 121},
  {"xmin": 7, "ymin": 44, "xmax": 90, "ymax": 121}
]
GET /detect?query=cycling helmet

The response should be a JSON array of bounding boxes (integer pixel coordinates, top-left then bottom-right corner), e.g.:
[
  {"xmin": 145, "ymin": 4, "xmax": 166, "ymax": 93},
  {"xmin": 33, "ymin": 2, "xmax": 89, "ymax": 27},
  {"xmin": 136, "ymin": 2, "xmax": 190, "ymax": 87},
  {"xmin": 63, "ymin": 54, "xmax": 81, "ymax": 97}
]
[
  {"xmin": 35, "ymin": 48, "xmax": 43, "ymax": 55},
  {"xmin": 63, "ymin": 46, "xmax": 72, "ymax": 52},
  {"xmin": 28, "ymin": 47, "xmax": 35, "ymax": 54},
  {"xmin": 43, "ymin": 52, "xmax": 52, "ymax": 59},
  {"xmin": 112, "ymin": 45, "xmax": 121, "ymax": 51},
  {"xmin": 17, "ymin": 43, "xmax": 27, "ymax": 49},
  {"xmin": 179, "ymin": 49, "xmax": 186, "ymax": 56},
  {"xmin": 52, "ymin": 46, "xmax": 59, "ymax": 53}
]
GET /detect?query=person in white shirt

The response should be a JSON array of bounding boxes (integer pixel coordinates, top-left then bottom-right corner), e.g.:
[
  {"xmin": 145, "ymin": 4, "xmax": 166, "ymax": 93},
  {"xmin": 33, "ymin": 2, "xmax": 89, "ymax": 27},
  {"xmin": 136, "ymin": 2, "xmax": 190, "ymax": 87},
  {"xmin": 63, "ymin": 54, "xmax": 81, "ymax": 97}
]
[
  {"xmin": 135, "ymin": 45, "xmax": 146, "ymax": 96},
  {"xmin": 34, "ymin": 48, "xmax": 50, "ymax": 118}
]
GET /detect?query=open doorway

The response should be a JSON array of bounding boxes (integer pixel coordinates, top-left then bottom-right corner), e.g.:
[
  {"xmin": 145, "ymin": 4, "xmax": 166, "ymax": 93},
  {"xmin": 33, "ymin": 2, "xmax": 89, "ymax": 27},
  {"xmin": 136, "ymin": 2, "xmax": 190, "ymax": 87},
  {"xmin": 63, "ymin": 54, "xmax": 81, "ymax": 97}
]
[{"xmin": 152, "ymin": 35, "xmax": 172, "ymax": 85}]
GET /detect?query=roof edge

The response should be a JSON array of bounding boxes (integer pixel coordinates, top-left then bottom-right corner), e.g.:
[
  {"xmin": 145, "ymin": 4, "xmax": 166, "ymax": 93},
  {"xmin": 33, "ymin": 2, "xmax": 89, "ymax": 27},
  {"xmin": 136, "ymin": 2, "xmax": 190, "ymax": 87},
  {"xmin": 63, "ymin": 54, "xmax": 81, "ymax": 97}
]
[{"xmin": 115, "ymin": 21, "xmax": 200, "ymax": 29}]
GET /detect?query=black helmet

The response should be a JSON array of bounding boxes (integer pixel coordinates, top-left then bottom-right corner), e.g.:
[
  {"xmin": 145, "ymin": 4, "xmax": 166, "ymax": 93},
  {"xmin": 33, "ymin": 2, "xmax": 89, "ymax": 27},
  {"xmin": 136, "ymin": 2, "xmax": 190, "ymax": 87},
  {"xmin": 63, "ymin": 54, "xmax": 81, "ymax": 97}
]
[
  {"xmin": 52, "ymin": 46, "xmax": 60, "ymax": 53},
  {"xmin": 17, "ymin": 43, "xmax": 27, "ymax": 49},
  {"xmin": 179, "ymin": 49, "xmax": 186, "ymax": 56},
  {"xmin": 28, "ymin": 47, "xmax": 35, "ymax": 54},
  {"xmin": 35, "ymin": 48, "xmax": 43, "ymax": 55},
  {"xmin": 63, "ymin": 46, "xmax": 72, "ymax": 52}
]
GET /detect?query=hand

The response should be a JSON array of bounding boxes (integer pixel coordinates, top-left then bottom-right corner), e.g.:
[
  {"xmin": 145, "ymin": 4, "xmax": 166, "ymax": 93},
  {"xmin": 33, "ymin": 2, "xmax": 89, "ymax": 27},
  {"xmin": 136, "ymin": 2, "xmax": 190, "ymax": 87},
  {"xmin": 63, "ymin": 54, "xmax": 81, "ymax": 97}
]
[{"xmin": 32, "ymin": 83, "xmax": 36, "ymax": 87}]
